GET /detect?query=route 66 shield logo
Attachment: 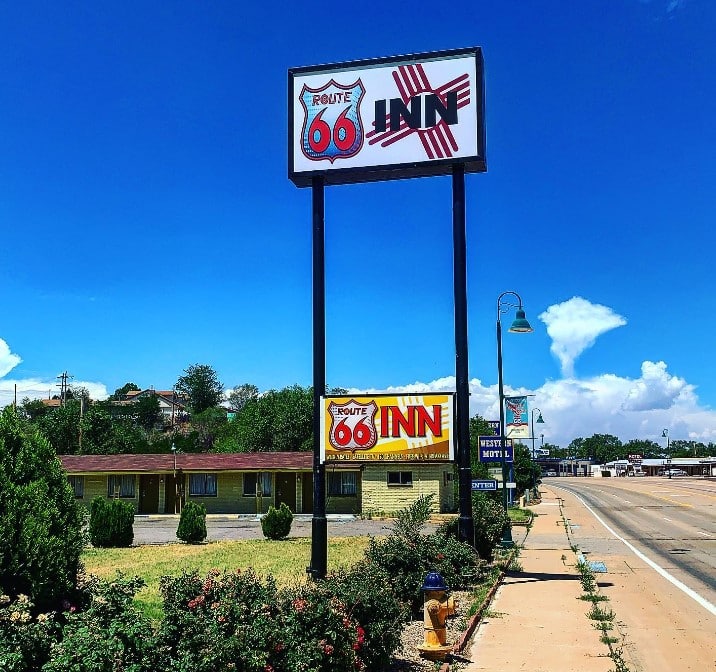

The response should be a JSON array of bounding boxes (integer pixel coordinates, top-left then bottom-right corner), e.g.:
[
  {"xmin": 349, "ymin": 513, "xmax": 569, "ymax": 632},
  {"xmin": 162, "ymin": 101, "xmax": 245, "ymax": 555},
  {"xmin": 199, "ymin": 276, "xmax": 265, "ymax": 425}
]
[
  {"xmin": 299, "ymin": 79, "xmax": 365, "ymax": 163},
  {"xmin": 327, "ymin": 399, "xmax": 378, "ymax": 451}
]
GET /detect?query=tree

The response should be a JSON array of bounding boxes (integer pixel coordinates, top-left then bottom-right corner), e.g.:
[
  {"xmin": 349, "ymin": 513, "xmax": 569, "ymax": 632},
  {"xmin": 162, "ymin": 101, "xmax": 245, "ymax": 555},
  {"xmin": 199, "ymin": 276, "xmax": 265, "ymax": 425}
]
[
  {"xmin": 79, "ymin": 406, "xmax": 147, "ymax": 454},
  {"xmin": 188, "ymin": 407, "xmax": 227, "ymax": 451},
  {"xmin": 133, "ymin": 393, "xmax": 163, "ymax": 431},
  {"xmin": 469, "ymin": 414, "xmax": 498, "ymax": 479},
  {"xmin": 0, "ymin": 408, "xmax": 86, "ymax": 611},
  {"xmin": 268, "ymin": 385, "xmax": 313, "ymax": 452},
  {"xmin": 109, "ymin": 382, "xmax": 140, "ymax": 401},
  {"xmin": 20, "ymin": 397, "xmax": 50, "ymax": 422},
  {"xmin": 623, "ymin": 439, "xmax": 661, "ymax": 459},
  {"xmin": 227, "ymin": 383, "xmax": 259, "ymax": 412},
  {"xmin": 512, "ymin": 443, "xmax": 540, "ymax": 493},
  {"xmin": 36, "ymin": 401, "xmax": 82, "ymax": 454},
  {"xmin": 217, "ymin": 385, "xmax": 313, "ymax": 453},
  {"xmin": 175, "ymin": 364, "xmax": 224, "ymax": 415}
]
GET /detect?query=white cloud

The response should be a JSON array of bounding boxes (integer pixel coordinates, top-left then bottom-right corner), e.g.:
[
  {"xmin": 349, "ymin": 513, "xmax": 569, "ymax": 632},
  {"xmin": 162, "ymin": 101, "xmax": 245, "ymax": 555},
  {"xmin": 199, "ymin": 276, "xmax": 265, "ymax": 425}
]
[
  {"xmin": 539, "ymin": 297, "xmax": 627, "ymax": 377},
  {"xmin": 621, "ymin": 360, "xmax": 694, "ymax": 411},
  {"xmin": 0, "ymin": 378, "xmax": 109, "ymax": 407},
  {"xmin": 349, "ymin": 359, "xmax": 716, "ymax": 448},
  {"xmin": 0, "ymin": 339, "xmax": 22, "ymax": 378},
  {"xmin": 0, "ymin": 338, "xmax": 108, "ymax": 407}
]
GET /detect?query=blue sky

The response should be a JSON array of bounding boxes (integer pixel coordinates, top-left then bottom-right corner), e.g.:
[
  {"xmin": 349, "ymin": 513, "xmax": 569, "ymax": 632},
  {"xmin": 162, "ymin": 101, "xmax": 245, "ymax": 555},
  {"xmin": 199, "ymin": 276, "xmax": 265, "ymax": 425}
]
[{"xmin": 1, "ymin": 1, "xmax": 714, "ymax": 447}]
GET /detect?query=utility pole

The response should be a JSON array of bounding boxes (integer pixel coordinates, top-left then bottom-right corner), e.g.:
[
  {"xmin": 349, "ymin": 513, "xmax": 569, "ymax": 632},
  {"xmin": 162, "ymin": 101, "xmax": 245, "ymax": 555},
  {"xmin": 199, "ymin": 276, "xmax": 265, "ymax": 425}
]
[{"xmin": 56, "ymin": 371, "xmax": 73, "ymax": 406}]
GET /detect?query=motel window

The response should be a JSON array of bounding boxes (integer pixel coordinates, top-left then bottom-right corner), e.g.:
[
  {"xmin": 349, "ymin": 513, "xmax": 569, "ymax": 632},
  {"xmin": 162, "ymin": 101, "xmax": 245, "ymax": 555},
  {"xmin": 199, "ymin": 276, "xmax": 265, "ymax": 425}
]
[
  {"xmin": 189, "ymin": 473, "xmax": 218, "ymax": 497},
  {"xmin": 443, "ymin": 472, "xmax": 455, "ymax": 486},
  {"xmin": 328, "ymin": 472, "xmax": 357, "ymax": 496},
  {"xmin": 387, "ymin": 471, "xmax": 413, "ymax": 487},
  {"xmin": 243, "ymin": 472, "xmax": 272, "ymax": 497},
  {"xmin": 68, "ymin": 475, "xmax": 84, "ymax": 498},
  {"xmin": 107, "ymin": 475, "xmax": 136, "ymax": 499}
]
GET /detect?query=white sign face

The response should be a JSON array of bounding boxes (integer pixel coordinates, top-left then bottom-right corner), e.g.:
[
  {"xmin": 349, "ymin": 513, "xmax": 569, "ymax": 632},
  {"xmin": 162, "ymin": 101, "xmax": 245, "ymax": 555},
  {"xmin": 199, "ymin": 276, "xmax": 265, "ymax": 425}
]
[{"xmin": 288, "ymin": 48, "xmax": 485, "ymax": 187}]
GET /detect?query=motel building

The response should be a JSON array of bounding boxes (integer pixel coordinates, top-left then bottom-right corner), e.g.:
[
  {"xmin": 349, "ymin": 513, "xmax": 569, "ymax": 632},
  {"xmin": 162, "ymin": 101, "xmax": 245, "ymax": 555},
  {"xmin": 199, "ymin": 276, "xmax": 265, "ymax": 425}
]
[{"xmin": 59, "ymin": 452, "xmax": 456, "ymax": 517}]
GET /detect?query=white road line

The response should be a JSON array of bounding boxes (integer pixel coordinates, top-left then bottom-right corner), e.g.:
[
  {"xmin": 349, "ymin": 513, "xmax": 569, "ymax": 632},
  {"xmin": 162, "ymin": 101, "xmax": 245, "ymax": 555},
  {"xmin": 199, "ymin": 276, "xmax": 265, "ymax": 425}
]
[
  {"xmin": 697, "ymin": 531, "xmax": 711, "ymax": 537},
  {"xmin": 558, "ymin": 488, "xmax": 716, "ymax": 617},
  {"xmin": 663, "ymin": 517, "xmax": 672, "ymax": 522}
]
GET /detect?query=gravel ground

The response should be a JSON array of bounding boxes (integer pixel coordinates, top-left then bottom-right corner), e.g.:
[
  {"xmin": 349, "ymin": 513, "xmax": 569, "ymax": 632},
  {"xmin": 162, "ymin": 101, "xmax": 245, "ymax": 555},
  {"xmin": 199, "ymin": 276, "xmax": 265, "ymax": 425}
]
[{"xmin": 390, "ymin": 590, "xmax": 472, "ymax": 671}]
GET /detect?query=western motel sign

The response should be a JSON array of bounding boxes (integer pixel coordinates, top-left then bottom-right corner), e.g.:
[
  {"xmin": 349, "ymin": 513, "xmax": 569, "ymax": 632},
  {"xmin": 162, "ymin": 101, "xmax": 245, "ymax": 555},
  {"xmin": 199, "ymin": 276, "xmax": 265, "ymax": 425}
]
[
  {"xmin": 320, "ymin": 394, "xmax": 454, "ymax": 462},
  {"xmin": 289, "ymin": 48, "xmax": 485, "ymax": 187}
]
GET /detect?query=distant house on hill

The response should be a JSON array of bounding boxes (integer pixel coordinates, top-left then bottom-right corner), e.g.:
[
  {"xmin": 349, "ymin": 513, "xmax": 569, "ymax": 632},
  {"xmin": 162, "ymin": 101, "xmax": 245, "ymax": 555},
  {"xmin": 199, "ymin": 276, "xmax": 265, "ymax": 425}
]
[{"xmin": 116, "ymin": 389, "xmax": 188, "ymax": 424}]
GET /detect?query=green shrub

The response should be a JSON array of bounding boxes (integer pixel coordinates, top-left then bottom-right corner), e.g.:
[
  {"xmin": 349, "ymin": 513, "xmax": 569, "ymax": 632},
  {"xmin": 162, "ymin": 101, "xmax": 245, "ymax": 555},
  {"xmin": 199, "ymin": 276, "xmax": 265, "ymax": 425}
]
[
  {"xmin": 322, "ymin": 561, "xmax": 410, "ymax": 672},
  {"xmin": 42, "ymin": 574, "xmax": 164, "ymax": 672},
  {"xmin": 159, "ymin": 568, "xmax": 282, "ymax": 672},
  {"xmin": 260, "ymin": 502, "xmax": 293, "ymax": 540},
  {"xmin": 0, "ymin": 593, "xmax": 59, "ymax": 672},
  {"xmin": 159, "ymin": 565, "xmax": 408, "ymax": 672},
  {"xmin": 471, "ymin": 492, "xmax": 511, "ymax": 561},
  {"xmin": 0, "ymin": 408, "xmax": 86, "ymax": 612},
  {"xmin": 364, "ymin": 495, "xmax": 481, "ymax": 614},
  {"xmin": 88, "ymin": 497, "xmax": 134, "ymax": 547},
  {"xmin": 176, "ymin": 501, "xmax": 207, "ymax": 543}
]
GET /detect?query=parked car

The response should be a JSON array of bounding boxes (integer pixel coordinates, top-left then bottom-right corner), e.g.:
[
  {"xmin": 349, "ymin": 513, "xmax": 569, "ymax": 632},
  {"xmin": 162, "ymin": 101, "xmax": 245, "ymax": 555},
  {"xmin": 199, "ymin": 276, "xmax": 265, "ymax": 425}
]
[
  {"xmin": 660, "ymin": 468, "xmax": 688, "ymax": 477},
  {"xmin": 543, "ymin": 470, "xmax": 557, "ymax": 477}
]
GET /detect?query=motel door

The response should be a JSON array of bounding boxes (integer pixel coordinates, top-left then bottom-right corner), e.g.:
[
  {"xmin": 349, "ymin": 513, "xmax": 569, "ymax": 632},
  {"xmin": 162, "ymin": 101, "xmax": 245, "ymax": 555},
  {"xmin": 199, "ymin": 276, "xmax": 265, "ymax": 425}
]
[
  {"xmin": 138, "ymin": 475, "xmax": 160, "ymax": 514},
  {"xmin": 275, "ymin": 473, "xmax": 297, "ymax": 512},
  {"xmin": 301, "ymin": 473, "xmax": 313, "ymax": 513}
]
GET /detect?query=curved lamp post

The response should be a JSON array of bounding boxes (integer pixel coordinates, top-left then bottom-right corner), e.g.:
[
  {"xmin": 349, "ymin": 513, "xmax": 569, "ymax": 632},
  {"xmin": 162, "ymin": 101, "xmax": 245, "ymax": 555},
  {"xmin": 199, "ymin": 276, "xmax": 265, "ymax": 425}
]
[
  {"xmin": 662, "ymin": 429, "xmax": 671, "ymax": 479},
  {"xmin": 531, "ymin": 408, "xmax": 545, "ymax": 489},
  {"xmin": 497, "ymin": 291, "xmax": 533, "ymax": 548}
]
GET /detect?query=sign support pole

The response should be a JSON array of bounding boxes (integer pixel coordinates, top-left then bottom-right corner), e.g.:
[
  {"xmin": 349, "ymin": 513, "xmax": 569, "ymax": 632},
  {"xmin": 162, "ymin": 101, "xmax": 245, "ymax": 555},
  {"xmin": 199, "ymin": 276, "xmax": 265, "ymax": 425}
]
[
  {"xmin": 308, "ymin": 176, "xmax": 327, "ymax": 580},
  {"xmin": 452, "ymin": 163, "xmax": 475, "ymax": 547}
]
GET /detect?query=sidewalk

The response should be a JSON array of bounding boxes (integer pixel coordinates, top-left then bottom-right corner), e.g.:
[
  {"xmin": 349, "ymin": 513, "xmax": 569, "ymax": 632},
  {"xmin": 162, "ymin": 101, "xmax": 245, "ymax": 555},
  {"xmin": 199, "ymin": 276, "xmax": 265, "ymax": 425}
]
[{"xmin": 461, "ymin": 487, "xmax": 613, "ymax": 671}]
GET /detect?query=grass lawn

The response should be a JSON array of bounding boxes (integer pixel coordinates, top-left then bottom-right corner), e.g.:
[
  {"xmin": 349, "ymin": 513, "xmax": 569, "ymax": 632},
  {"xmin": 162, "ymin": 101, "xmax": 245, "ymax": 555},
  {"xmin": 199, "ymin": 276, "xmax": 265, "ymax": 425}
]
[
  {"xmin": 508, "ymin": 507, "xmax": 532, "ymax": 523},
  {"xmin": 83, "ymin": 537, "xmax": 371, "ymax": 622}
]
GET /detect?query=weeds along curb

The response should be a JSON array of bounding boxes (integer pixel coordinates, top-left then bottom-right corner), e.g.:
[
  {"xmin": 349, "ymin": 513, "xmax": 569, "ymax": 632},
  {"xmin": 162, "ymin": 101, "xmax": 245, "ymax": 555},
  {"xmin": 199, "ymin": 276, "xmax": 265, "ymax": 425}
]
[{"xmin": 560, "ymin": 495, "xmax": 633, "ymax": 672}]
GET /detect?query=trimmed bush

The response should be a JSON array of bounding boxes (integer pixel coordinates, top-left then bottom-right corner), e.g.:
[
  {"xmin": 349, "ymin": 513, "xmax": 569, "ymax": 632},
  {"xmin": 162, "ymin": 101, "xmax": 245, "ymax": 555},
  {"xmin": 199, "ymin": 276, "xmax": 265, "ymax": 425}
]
[
  {"xmin": 0, "ymin": 408, "xmax": 86, "ymax": 612},
  {"xmin": 176, "ymin": 501, "xmax": 207, "ymax": 543},
  {"xmin": 89, "ymin": 497, "xmax": 135, "ymax": 548},
  {"xmin": 260, "ymin": 502, "xmax": 293, "ymax": 540}
]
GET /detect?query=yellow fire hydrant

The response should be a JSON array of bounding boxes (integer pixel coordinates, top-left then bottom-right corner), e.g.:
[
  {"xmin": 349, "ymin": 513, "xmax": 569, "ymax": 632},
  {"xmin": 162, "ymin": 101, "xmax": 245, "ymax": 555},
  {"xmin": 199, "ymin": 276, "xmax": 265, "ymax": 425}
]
[{"xmin": 417, "ymin": 571, "xmax": 457, "ymax": 661}]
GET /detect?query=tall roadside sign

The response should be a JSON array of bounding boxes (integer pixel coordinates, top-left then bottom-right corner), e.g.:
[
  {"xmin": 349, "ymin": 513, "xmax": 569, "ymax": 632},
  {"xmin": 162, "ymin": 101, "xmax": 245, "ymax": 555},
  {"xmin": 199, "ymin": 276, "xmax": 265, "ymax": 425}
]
[{"xmin": 289, "ymin": 48, "xmax": 486, "ymax": 578}]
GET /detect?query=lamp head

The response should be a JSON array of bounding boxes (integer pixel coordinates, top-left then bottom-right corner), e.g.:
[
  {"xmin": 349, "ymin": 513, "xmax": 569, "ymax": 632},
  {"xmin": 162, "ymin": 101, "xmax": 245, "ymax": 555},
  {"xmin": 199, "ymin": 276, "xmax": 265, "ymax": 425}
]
[
  {"xmin": 171, "ymin": 443, "xmax": 176, "ymax": 453},
  {"xmin": 535, "ymin": 412, "xmax": 545, "ymax": 424},
  {"xmin": 661, "ymin": 429, "xmax": 668, "ymax": 438},
  {"xmin": 508, "ymin": 309, "xmax": 533, "ymax": 333}
]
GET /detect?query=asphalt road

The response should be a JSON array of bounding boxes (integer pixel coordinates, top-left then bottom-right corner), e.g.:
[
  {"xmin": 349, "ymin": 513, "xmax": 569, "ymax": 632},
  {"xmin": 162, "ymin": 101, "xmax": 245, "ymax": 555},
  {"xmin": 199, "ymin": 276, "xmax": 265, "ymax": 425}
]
[
  {"xmin": 547, "ymin": 476, "xmax": 715, "ymax": 671},
  {"xmin": 549, "ymin": 476, "xmax": 716, "ymax": 603},
  {"xmin": 131, "ymin": 514, "xmax": 436, "ymax": 545}
]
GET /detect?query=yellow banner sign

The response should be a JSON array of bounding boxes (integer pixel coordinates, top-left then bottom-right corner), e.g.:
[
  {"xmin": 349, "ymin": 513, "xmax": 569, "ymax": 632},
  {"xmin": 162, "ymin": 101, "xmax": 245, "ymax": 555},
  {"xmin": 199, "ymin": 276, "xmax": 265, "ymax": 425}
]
[{"xmin": 320, "ymin": 394, "xmax": 454, "ymax": 463}]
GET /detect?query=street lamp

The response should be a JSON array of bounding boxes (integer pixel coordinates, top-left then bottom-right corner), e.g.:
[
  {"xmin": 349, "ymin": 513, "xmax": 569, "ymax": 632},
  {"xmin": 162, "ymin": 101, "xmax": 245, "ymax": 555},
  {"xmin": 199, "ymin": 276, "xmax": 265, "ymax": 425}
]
[
  {"xmin": 530, "ymin": 408, "xmax": 545, "ymax": 491},
  {"xmin": 662, "ymin": 429, "xmax": 670, "ymax": 479},
  {"xmin": 497, "ymin": 291, "xmax": 533, "ymax": 548}
]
